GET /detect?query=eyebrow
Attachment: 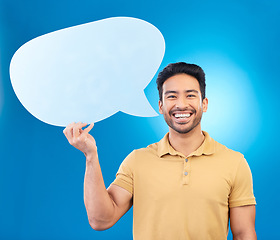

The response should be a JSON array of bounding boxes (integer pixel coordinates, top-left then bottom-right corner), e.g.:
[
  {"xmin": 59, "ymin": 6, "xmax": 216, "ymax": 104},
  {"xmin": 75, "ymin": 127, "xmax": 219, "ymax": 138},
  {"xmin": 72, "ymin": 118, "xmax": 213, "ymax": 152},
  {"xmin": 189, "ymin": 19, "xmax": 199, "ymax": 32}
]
[{"xmin": 164, "ymin": 89, "xmax": 199, "ymax": 95}]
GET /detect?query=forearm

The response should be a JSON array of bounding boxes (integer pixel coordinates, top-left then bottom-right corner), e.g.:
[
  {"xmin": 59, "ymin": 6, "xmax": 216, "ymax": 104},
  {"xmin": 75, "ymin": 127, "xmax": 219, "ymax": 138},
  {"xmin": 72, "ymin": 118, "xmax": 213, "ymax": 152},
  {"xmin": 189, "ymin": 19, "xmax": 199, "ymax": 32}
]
[
  {"xmin": 63, "ymin": 123, "xmax": 118, "ymax": 229},
  {"xmin": 83, "ymin": 153, "xmax": 116, "ymax": 229}
]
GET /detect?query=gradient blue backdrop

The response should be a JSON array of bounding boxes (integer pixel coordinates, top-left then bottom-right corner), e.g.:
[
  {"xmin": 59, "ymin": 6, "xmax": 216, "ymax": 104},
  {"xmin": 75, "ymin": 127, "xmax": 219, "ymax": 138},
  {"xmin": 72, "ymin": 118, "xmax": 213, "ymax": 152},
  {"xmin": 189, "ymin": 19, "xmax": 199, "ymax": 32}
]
[{"xmin": 1, "ymin": 0, "xmax": 279, "ymax": 239}]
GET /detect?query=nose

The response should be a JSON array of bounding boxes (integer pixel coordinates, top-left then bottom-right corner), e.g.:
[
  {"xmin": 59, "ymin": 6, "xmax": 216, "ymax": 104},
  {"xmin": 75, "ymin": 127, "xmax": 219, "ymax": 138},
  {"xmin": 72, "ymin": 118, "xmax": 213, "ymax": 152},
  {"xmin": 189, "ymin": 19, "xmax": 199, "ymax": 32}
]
[{"xmin": 175, "ymin": 96, "xmax": 189, "ymax": 109}]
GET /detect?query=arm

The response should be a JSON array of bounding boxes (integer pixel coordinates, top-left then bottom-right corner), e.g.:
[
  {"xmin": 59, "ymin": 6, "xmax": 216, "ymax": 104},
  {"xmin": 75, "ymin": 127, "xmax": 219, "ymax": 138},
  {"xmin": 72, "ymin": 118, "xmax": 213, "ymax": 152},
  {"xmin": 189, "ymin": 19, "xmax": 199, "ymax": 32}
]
[
  {"xmin": 63, "ymin": 123, "xmax": 133, "ymax": 230},
  {"xmin": 230, "ymin": 205, "xmax": 257, "ymax": 240}
]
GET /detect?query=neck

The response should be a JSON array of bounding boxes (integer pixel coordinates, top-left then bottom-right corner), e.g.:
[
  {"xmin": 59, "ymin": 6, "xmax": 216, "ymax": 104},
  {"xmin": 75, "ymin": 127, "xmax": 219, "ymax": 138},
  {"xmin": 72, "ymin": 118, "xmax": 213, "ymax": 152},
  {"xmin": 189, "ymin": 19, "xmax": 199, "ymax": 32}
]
[{"xmin": 168, "ymin": 125, "xmax": 205, "ymax": 157}]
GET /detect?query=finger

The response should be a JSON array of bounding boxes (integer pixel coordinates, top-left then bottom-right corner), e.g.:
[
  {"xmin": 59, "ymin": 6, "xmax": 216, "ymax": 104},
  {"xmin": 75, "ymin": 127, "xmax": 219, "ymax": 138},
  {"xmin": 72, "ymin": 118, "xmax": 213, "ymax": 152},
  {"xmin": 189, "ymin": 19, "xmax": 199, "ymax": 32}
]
[
  {"xmin": 63, "ymin": 122, "xmax": 75, "ymax": 138},
  {"xmin": 64, "ymin": 126, "xmax": 75, "ymax": 146},
  {"xmin": 74, "ymin": 122, "xmax": 90, "ymax": 138},
  {"xmin": 63, "ymin": 122, "xmax": 75, "ymax": 133},
  {"xmin": 78, "ymin": 122, "xmax": 88, "ymax": 135},
  {"xmin": 84, "ymin": 123, "xmax": 94, "ymax": 134},
  {"xmin": 80, "ymin": 122, "xmax": 88, "ymax": 129},
  {"xmin": 73, "ymin": 122, "xmax": 83, "ymax": 138},
  {"xmin": 80, "ymin": 123, "xmax": 94, "ymax": 138}
]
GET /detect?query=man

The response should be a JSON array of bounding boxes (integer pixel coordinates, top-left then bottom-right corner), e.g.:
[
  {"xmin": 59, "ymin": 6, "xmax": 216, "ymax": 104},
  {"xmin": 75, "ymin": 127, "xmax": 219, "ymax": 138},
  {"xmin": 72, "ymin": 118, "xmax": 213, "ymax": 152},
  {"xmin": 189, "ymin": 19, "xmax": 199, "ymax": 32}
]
[{"xmin": 63, "ymin": 62, "xmax": 257, "ymax": 240}]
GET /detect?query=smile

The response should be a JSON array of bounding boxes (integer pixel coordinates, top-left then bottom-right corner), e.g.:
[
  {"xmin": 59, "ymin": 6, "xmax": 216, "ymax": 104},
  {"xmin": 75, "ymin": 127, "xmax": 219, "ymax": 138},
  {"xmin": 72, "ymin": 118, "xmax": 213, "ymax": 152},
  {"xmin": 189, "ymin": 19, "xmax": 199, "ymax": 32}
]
[
  {"xmin": 174, "ymin": 113, "xmax": 191, "ymax": 119},
  {"xmin": 170, "ymin": 111, "xmax": 194, "ymax": 124}
]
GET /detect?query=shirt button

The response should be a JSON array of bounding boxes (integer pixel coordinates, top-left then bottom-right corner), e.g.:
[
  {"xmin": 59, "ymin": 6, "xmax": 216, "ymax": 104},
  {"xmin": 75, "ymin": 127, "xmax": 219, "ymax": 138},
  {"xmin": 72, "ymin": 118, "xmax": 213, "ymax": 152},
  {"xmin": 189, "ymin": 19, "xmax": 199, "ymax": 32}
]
[
  {"xmin": 184, "ymin": 172, "xmax": 188, "ymax": 176},
  {"xmin": 185, "ymin": 158, "xmax": 188, "ymax": 162}
]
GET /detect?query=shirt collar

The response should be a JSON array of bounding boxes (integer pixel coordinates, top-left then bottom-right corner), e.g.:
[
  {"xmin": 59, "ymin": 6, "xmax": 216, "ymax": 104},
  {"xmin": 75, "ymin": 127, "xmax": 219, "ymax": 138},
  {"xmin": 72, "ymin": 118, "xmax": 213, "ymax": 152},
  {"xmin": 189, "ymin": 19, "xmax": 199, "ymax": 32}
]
[{"xmin": 157, "ymin": 131, "xmax": 215, "ymax": 158}]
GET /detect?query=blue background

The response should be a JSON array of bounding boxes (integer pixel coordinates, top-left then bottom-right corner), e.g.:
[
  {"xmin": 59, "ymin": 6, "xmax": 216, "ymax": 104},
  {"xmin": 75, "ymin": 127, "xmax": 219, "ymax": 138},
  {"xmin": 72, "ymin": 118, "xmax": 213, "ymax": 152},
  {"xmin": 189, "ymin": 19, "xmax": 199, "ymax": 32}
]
[{"xmin": 1, "ymin": 0, "xmax": 279, "ymax": 239}]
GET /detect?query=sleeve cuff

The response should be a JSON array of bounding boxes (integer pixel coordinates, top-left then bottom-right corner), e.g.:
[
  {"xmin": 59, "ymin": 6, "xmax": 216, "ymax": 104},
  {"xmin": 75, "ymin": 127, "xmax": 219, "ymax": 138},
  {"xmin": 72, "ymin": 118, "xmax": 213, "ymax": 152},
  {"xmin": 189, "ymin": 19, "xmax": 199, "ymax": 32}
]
[
  {"xmin": 111, "ymin": 178, "xmax": 133, "ymax": 195},
  {"xmin": 229, "ymin": 197, "xmax": 256, "ymax": 208}
]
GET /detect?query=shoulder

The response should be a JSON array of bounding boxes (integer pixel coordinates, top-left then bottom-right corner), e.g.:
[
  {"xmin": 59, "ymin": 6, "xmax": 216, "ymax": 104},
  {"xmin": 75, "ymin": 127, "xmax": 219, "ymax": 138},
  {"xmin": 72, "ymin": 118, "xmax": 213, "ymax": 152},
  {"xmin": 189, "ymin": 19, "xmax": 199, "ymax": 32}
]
[
  {"xmin": 211, "ymin": 138, "xmax": 246, "ymax": 168},
  {"xmin": 121, "ymin": 141, "xmax": 159, "ymax": 163},
  {"xmin": 118, "ymin": 142, "xmax": 159, "ymax": 173},
  {"xmin": 210, "ymin": 138, "xmax": 253, "ymax": 185},
  {"xmin": 132, "ymin": 141, "xmax": 159, "ymax": 157},
  {"xmin": 215, "ymin": 140, "xmax": 244, "ymax": 158}
]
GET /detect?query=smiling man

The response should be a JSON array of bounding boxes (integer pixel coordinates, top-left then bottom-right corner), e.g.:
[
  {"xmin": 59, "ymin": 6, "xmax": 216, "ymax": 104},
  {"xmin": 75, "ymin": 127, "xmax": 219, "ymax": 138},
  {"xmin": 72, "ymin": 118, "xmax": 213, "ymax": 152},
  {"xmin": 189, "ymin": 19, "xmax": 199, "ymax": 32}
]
[{"xmin": 63, "ymin": 62, "xmax": 257, "ymax": 240}]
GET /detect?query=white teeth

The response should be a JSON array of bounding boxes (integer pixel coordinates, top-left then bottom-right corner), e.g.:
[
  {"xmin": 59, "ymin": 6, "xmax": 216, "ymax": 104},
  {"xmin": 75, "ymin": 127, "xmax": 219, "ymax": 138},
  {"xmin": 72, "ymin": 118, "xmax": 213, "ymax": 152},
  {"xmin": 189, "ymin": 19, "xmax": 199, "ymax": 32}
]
[{"xmin": 174, "ymin": 113, "xmax": 191, "ymax": 118}]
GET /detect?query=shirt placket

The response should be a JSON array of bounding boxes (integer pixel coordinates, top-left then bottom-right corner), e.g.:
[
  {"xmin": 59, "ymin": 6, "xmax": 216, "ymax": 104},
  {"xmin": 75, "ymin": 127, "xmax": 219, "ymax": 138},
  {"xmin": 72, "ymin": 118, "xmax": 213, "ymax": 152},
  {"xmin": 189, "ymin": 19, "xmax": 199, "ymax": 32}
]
[{"xmin": 183, "ymin": 156, "xmax": 191, "ymax": 185}]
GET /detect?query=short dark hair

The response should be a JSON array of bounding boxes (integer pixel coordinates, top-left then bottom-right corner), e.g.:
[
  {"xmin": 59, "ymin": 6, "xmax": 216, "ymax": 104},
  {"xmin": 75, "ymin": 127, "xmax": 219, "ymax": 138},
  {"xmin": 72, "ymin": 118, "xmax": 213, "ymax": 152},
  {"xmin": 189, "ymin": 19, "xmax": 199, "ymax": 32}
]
[{"xmin": 156, "ymin": 62, "xmax": 206, "ymax": 101}]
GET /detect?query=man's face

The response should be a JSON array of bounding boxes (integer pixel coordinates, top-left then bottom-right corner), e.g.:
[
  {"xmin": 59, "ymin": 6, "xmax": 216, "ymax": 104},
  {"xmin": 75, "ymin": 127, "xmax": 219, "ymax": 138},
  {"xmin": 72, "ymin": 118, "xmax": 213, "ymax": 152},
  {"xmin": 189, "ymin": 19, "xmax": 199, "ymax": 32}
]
[{"xmin": 159, "ymin": 73, "xmax": 208, "ymax": 134}]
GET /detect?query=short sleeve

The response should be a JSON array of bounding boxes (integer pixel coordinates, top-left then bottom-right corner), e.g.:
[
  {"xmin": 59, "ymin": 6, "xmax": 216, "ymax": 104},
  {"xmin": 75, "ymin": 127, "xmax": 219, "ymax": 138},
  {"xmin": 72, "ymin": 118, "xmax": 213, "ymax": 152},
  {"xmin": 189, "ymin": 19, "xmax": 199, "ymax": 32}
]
[
  {"xmin": 111, "ymin": 150, "xmax": 135, "ymax": 195},
  {"xmin": 229, "ymin": 157, "xmax": 256, "ymax": 208}
]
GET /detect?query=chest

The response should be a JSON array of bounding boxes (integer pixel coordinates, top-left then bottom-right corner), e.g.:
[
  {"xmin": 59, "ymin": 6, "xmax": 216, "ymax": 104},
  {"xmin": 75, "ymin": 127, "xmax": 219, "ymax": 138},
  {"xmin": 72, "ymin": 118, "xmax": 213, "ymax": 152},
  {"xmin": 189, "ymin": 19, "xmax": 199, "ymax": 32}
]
[{"xmin": 133, "ymin": 155, "xmax": 234, "ymax": 205}]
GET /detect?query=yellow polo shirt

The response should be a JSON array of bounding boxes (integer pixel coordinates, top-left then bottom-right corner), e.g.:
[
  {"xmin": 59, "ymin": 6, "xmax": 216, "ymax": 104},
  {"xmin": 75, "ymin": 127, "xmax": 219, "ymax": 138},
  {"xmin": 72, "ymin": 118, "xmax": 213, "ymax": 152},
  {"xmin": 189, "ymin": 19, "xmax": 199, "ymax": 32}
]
[{"xmin": 111, "ymin": 131, "xmax": 256, "ymax": 240}]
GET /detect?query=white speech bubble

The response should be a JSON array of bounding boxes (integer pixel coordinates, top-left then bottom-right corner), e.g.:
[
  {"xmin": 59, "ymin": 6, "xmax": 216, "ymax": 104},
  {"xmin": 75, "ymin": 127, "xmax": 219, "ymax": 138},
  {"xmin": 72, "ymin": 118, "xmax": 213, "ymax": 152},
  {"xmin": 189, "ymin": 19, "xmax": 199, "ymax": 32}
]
[{"xmin": 9, "ymin": 17, "xmax": 165, "ymax": 126}]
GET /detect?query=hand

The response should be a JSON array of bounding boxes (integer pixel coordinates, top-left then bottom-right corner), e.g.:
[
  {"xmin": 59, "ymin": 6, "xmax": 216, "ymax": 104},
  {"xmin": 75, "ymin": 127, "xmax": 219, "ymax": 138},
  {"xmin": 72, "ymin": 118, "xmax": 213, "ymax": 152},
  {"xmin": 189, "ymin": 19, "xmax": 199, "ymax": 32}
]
[{"xmin": 63, "ymin": 122, "xmax": 97, "ymax": 157}]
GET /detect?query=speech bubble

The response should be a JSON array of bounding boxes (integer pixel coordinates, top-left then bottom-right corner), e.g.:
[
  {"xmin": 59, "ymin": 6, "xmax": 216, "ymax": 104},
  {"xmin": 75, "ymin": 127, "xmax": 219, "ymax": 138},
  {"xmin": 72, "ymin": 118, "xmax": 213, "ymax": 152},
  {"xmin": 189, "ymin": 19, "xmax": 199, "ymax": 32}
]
[{"xmin": 9, "ymin": 17, "xmax": 165, "ymax": 127}]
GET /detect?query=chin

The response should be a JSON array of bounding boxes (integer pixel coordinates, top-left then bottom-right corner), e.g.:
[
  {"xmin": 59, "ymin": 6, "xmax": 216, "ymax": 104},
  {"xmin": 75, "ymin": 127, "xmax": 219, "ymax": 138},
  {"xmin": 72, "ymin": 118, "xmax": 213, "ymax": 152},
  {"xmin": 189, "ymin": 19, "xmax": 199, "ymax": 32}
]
[{"xmin": 175, "ymin": 129, "xmax": 193, "ymax": 134}]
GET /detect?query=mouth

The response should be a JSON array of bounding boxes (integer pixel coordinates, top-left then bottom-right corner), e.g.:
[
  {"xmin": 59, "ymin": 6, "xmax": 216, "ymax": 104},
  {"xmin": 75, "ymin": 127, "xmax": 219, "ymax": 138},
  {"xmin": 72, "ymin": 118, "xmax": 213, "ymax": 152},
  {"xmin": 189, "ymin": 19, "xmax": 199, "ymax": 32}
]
[
  {"xmin": 174, "ymin": 113, "xmax": 191, "ymax": 119},
  {"xmin": 170, "ymin": 110, "xmax": 194, "ymax": 124}
]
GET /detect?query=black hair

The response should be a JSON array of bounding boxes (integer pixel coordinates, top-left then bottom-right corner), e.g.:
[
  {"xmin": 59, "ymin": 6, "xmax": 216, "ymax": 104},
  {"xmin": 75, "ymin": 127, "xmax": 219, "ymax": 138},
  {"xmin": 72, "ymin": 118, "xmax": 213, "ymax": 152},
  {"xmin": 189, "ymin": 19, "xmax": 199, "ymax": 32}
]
[{"xmin": 156, "ymin": 62, "xmax": 206, "ymax": 101}]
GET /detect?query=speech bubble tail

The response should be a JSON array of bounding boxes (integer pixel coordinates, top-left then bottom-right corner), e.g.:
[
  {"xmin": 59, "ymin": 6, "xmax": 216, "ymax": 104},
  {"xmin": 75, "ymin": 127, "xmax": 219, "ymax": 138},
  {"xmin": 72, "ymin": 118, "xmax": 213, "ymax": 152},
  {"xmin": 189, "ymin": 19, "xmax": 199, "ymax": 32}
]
[{"xmin": 121, "ymin": 92, "xmax": 158, "ymax": 117}]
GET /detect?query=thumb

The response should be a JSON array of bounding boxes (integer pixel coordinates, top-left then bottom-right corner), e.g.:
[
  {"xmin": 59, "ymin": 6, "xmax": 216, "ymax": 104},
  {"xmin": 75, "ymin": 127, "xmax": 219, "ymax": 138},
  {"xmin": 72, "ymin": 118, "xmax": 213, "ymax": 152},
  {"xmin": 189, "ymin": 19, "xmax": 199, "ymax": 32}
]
[{"xmin": 82, "ymin": 123, "xmax": 94, "ymax": 135}]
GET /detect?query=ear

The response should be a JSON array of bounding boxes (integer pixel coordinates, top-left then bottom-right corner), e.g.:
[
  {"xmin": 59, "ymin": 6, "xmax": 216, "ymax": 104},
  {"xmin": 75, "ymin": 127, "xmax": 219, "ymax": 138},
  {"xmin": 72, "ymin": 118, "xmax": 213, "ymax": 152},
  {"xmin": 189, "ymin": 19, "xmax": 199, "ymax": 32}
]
[
  {"xmin": 159, "ymin": 100, "xmax": 163, "ymax": 114},
  {"xmin": 202, "ymin": 97, "xmax": 208, "ymax": 112}
]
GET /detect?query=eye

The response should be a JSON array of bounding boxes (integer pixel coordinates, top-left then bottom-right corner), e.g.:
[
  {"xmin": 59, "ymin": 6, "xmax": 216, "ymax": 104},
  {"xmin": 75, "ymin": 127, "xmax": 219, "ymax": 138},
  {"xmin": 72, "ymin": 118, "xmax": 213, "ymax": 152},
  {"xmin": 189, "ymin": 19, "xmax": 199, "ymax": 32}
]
[
  {"xmin": 187, "ymin": 94, "xmax": 196, "ymax": 98},
  {"xmin": 167, "ymin": 95, "xmax": 176, "ymax": 99}
]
